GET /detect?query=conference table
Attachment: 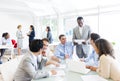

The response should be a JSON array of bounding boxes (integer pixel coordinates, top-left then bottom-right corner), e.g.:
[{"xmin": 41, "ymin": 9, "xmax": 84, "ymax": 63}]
[{"xmin": 32, "ymin": 61, "xmax": 113, "ymax": 81}]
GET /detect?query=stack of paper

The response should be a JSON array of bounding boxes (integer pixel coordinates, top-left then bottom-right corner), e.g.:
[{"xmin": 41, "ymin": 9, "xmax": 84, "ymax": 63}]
[
  {"xmin": 52, "ymin": 70, "xmax": 65, "ymax": 77},
  {"xmin": 81, "ymin": 75, "xmax": 108, "ymax": 81},
  {"xmin": 74, "ymin": 39, "xmax": 85, "ymax": 44}
]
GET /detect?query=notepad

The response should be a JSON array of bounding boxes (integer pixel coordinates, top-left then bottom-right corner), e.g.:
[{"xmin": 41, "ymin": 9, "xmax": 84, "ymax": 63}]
[
  {"xmin": 81, "ymin": 75, "xmax": 108, "ymax": 81},
  {"xmin": 67, "ymin": 60, "xmax": 90, "ymax": 74}
]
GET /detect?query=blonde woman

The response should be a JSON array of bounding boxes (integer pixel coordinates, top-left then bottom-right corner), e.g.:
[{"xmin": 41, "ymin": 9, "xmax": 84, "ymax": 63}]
[{"xmin": 16, "ymin": 25, "xmax": 24, "ymax": 55}]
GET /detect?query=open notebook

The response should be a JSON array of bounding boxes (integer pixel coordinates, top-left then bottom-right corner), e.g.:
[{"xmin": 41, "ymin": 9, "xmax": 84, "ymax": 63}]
[{"xmin": 67, "ymin": 60, "xmax": 90, "ymax": 74}]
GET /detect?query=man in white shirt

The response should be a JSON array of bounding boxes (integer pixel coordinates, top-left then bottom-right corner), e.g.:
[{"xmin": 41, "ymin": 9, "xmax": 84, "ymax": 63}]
[{"xmin": 0, "ymin": 32, "xmax": 12, "ymax": 64}]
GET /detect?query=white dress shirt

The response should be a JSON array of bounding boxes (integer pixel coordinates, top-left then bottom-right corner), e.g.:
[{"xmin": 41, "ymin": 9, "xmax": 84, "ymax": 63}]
[
  {"xmin": 0, "ymin": 37, "xmax": 12, "ymax": 46},
  {"xmin": 79, "ymin": 26, "xmax": 83, "ymax": 35}
]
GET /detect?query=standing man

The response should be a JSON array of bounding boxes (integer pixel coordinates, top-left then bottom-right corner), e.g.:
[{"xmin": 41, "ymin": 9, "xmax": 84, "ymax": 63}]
[{"xmin": 73, "ymin": 16, "xmax": 91, "ymax": 58}]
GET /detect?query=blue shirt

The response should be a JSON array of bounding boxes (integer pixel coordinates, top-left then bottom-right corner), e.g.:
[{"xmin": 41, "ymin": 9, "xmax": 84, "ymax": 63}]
[
  {"xmin": 85, "ymin": 46, "xmax": 99, "ymax": 67},
  {"xmin": 54, "ymin": 42, "xmax": 73, "ymax": 59}
]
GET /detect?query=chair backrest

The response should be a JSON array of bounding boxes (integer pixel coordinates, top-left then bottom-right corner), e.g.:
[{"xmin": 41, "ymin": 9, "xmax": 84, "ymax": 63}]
[
  {"xmin": 11, "ymin": 39, "xmax": 17, "ymax": 48},
  {"xmin": 0, "ymin": 55, "xmax": 24, "ymax": 81}
]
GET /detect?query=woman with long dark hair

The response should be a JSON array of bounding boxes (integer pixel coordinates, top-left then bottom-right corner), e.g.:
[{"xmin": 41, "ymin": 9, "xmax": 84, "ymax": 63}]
[
  {"xmin": 27, "ymin": 25, "xmax": 35, "ymax": 44},
  {"xmin": 46, "ymin": 26, "xmax": 53, "ymax": 43},
  {"xmin": 90, "ymin": 38, "xmax": 120, "ymax": 81}
]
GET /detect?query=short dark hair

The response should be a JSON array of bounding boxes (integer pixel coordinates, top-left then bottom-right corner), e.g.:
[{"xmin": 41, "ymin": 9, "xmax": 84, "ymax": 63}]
[
  {"xmin": 46, "ymin": 26, "xmax": 51, "ymax": 31},
  {"xmin": 29, "ymin": 39, "xmax": 43, "ymax": 52},
  {"xmin": 91, "ymin": 33, "xmax": 100, "ymax": 42},
  {"xmin": 2, "ymin": 32, "xmax": 8, "ymax": 37},
  {"xmin": 77, "ymin": 16, "xmax": 83, "ymax": 20},
  {"xmin": 42, "ymin": 38, "xmax": 49, "ymax": 42},
  {"xmin": 95, "ymin": 38, "xmax": 115, "ymax": 59},
  {"xmin": 59, "ymin": 34, "xmax": 65, "ymax": 40}
]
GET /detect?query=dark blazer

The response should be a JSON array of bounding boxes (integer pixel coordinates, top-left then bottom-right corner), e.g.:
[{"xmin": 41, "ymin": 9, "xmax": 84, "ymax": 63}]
[
  {"xmin": 47, "ymin": 31, "xmax": 53, "ymax": 43},
  {"xmin": 28, "ymin": 30, "xmax": 35, "ymax": 43}
]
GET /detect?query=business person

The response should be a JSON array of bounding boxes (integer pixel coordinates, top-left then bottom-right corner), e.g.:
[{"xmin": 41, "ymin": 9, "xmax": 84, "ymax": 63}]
[
  {"xmin": 46, "ymin": 26, "xmax": 53, "ymax": 44},
  {"xmin": 52, "ymin": 34, "xmax": 73, "ymax": 62},
  {"xmin": 73, "ymin": 16, "xmax": 91, "ymax": 58},
  {"xmin": 42, "ymin": 38, "xmax": 59, "ymax": 66},
  {"xmin": 27, "ymin": 25, "xmax": 35, "ymax": 45},
  {"xmin": 42, "ymin": 38, "xmax": 54, "ymax": 59},
  {"xmin": 16, "ymin": 25, "xmax": 24, "ymax": 55},
  {"xmin": 14, "ymin": 39, "xmax": 56, "ymax": 81},
  {"xmin": 90, "ymin": 38, "xmax": 120, "ymax": 81},
  {"xmin": 81, "ymin": 33, "xmax": 100, "ymax": 67},
  {"xmin": 0, "ymin": 32, "xmax": 12, "ymax": 64}
]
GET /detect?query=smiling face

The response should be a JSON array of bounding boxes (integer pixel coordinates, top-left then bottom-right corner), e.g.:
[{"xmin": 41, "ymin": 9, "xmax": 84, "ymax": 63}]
[
  {"xmin": 60, "ymin": 36, "xmax": 66, "ymax": 44},
  {"xmin": 43, "ymin": 40, "xmax": 49, "ymax": 50},
  {"xmin": 77, "ymin": 19, "xmax": 84, "ymax": 27}
]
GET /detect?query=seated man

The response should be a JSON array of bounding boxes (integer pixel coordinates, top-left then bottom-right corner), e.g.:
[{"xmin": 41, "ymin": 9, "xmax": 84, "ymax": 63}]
[
  {"xmin": 52, "ymin": 34, "xmax": 73, "ymax": 62},
  {"xmin": 0, "ymin": 32, "xmax": 12, "ymax": 64},
  {"xmin": 81, "ymin": 33, "xmax": 100, "ymax": 68},
  {"xmin": 42, "ymin": 38, "xmax": 59, "ymax": 66},
  {"xmin": 14, "ymin": 39, "xmax": 56, "ymax": 81}
]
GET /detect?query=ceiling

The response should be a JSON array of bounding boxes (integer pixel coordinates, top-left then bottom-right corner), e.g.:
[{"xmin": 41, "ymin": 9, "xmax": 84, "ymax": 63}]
[{"xmin": 0, "ymin": 0, "xmax": 120, "ymax": 16}]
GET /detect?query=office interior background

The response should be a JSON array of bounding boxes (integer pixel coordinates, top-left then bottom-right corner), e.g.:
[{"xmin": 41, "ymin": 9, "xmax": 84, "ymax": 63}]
[{"xmin": 0, "ymin": 0, "xmax": 120, "ymax": 62}]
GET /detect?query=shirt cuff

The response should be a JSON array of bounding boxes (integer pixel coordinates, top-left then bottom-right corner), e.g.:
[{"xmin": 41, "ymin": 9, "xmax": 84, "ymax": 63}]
[{"xmin": 48, "ymin": 71, "xmax": 52, "ymax": 76}]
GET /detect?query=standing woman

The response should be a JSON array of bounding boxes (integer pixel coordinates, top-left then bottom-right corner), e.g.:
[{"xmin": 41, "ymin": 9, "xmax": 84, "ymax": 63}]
[
  {"xmin": 46, "ymin": 26, "xmax": 53, "ymax": 44},
  {"xmin": 16, "ymin": 25, "xmax": 24, "ymax": 55},
  {"xmin": 27, "ymin": 25, "xmax": 35, "ymax": 45}
]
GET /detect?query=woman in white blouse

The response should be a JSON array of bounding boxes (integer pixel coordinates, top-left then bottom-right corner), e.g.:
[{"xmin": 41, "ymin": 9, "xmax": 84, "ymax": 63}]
[
  {"xmin": 16, "ymin": 25, "xmax": 24, "ymax": 55},
  {"xmin": 90, "ymin": 38, "xmax": 120, "ymax": 81}
]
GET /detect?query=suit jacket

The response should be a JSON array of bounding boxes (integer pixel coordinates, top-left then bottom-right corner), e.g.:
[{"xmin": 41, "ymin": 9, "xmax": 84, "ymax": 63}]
[
  {"xmin": 29, "ymin": 30, "xmax": 35, "ymax": 42},
  {"xmin": 73, "ymin": 25, "xmax": 91, "ymax": 56},
  {"xmin": 14, "ymin": 52, "xmax": 49, "ymax": 81}
]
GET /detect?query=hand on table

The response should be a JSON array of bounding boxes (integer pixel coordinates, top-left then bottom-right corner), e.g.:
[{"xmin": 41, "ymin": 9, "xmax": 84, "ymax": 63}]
[{"xmin": 51, "ymin": 70, "xmax": 57, "ymax": 75}]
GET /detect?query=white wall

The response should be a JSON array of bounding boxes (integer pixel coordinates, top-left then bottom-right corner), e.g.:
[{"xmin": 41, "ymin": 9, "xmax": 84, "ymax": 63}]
[{"xmin": 0, "ymin": 13, "xmax": 34, "ymax": 48}]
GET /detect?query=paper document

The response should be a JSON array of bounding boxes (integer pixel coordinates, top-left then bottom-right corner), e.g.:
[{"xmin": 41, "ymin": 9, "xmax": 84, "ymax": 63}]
[
  {"xmin": 52, "ymin": 70, "xmax": 65, "ymax": 76},
  {"xmin": 81, "ymin": 75, "xmax": 108, "ymax": 81},
  {"xmin": 46, "ymin": 64, "xmax": 66, "ymax": 69},
  {"xmin": 74, "ymin": 39, "xmax": 85, "ymax": 44}
]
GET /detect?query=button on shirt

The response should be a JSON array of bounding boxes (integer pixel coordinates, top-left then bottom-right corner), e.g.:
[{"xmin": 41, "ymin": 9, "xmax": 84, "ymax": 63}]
[
  {"xmin": 79, "ymin": 26, "xmax": 83, "ymax": 36},
  {"xmin": 54, "ymin": 42, "xmax": 73, "ymax": 59}
]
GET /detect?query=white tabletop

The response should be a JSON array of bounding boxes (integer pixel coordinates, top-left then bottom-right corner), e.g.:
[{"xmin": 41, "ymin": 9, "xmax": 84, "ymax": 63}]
[{"xmin": 32, "ymin": 70, "xmax": 113, "ymax": 81}]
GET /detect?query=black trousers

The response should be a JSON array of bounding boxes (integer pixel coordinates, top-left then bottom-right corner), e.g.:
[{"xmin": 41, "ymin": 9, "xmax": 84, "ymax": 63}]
[{"xmin": 0, "ymin": 49, "xmax": 5, "ymax": 59}]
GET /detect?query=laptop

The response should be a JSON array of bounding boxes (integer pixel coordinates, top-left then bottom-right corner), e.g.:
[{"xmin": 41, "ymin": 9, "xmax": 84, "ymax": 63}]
[{"xmin": 67, "ymin": 60, "xmax": 90, "ymax": 74}]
